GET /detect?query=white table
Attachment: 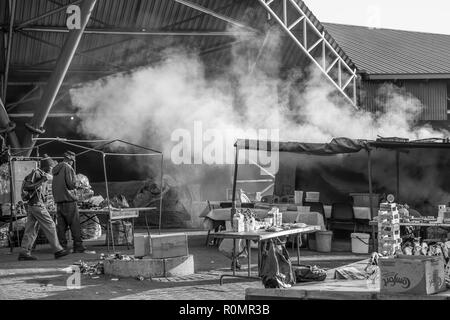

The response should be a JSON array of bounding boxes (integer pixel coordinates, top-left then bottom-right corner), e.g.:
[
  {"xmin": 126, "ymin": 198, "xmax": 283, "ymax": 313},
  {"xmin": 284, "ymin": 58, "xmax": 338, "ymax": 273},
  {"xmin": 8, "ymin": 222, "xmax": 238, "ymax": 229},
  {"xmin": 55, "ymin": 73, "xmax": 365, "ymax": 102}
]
[{"xmin": 204, "ymin": 208, "xmax": 326, "ymax": 230}]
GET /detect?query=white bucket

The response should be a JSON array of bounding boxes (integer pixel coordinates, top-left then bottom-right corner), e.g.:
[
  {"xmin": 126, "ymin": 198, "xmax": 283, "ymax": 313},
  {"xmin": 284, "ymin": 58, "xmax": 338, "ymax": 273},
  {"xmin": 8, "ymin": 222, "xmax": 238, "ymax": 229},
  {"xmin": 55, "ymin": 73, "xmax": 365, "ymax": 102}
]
[
  {"xmin": 315, "ymin": 231, "xmax": 333, "ymax": 252},
  {"xmin": 351, "ymin": 233, "xmax": 370, "ymax": 254}
]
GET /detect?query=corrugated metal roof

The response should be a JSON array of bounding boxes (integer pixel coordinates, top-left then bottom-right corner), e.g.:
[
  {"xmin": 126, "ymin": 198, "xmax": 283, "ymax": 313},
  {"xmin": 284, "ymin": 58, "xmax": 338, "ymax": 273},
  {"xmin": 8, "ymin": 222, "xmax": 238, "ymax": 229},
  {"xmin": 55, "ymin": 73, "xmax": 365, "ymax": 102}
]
[
  {"xmin": 0, "ymin": 0, "xmax": 356, "ymax": 76},
  {"xmin": 323, "ymin": 23, "xmax": 450, "ymax": 77}
]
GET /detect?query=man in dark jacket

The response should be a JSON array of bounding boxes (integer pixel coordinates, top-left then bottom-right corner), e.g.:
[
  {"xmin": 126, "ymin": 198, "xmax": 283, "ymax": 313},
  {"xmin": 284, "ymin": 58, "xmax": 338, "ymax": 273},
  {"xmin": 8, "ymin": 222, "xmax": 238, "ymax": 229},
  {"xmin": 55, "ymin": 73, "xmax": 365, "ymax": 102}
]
[
  {"xmin": 19, "ymin": 157, "xmax": 69, "ymax": 261},
  {"xmin": 52, "ymin": 151, "xmax": 86, "ymax": 253}
]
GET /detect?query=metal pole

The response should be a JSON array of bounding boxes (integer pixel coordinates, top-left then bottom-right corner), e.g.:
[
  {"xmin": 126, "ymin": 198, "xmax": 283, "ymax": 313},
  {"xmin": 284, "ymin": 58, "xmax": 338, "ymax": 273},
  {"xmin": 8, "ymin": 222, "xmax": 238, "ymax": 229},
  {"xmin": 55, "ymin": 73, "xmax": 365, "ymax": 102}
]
[
  {"xmin": 368, "ymin": 149, "xmax": 374, "ymax": 220},
  {"xmin": 158, "ymin": 154, "xmax": 164, "ymax": 235},
  {"xmin": 22, "ymin": 0, "xmax": 98, "ymax": 155},
  {"xmin": 231, "ymin": 145, "xmax": 239, "ymax": 222},
  {"xmin": 0, "ymin": 96, "xmax": 20, "ymax": 149},
  {"xmin": 3, "ymin": 0, "xmax": 16, "ymax": 102},
  {"xmin": 396, "ymin": 150, "xmax": 400, "ymax": 202},
  {"xmin": 102, "ymin": 153, "xmax": 114, "ymax": 252},
  {"xmin": 7, "ymin": 148, "xmax": 15, "ymax": 252}
]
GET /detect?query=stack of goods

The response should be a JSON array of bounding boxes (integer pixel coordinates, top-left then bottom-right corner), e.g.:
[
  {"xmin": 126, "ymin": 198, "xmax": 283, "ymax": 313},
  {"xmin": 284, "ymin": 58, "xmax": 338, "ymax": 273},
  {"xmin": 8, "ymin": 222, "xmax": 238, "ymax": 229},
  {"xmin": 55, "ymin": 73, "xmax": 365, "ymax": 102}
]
[
  {"xmin": 75, "ymin": 174, "xmax": 94, "ymax": 202},
  {"xmin": 305, "ymin": 192, "xmax": 320, "ymax": 203},
  {"xmin": 397, "ymin": 204, "xmax": 410, "ymax": 222},
  {"xmin": 0, "ymin": 223, "xmax": 9, "ymax": 247},
  {"xmin": 232, "ymin": 208, "xmax": 261, "ymax": 232},
  {"xmin": 378, "ymin": 202, "xmax": 401, "ymax": 256},
  {"xmin": 401, "ymin": 239, "xmax": 450, "ymax": 261}
]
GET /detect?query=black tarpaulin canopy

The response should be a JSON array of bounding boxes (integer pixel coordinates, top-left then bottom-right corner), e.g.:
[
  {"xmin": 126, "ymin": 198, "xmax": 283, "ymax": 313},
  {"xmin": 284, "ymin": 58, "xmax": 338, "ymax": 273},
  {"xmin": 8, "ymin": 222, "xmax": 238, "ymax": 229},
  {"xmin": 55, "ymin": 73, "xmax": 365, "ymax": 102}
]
[
  {"xmin": 230, "ymin": 136, "xmax": 450, "ymax": 225},
  {"xmin": 235, "ymin": 137, "xmax": 370, "ymax": 155}
]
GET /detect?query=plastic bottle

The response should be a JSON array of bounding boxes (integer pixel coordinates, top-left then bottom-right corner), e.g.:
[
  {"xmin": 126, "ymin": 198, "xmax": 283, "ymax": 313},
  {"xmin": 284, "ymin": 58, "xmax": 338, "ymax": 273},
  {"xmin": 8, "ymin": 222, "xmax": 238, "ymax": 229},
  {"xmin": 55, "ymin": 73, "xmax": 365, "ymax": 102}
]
[
  {"xmin": 249, "ymin": 216, "xmax": 256, "ymax": 231},
  {"xmin": 233, "ymin": 211, "xmax": 244, "ymax": 232}
]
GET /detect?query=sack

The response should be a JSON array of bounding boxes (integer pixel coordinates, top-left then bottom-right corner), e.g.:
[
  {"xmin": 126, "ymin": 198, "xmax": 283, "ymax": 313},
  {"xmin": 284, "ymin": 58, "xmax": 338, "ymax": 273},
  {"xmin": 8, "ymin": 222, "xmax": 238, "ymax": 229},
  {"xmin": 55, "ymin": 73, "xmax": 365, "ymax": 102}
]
[
  {"xmin": 21, "ymin": 171, "xmax": 37, "ymax": 203},
  {"xmin": 260, "ymin": 239, "xmax": 295, "ymax": 288},
  {"xmin": 293, "ymin": 265, "xmax": 327, "ymax": 282}
]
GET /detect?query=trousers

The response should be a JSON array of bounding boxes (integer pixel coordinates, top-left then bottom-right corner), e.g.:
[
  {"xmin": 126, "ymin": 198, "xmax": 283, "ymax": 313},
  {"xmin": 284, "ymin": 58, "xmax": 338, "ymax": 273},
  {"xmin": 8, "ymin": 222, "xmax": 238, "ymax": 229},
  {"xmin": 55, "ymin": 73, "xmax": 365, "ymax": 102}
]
[
  {"xmin": 21, "ymin": 204, "xmax": 63, "ymax": 254},
  {"xmin": 56, "ymin": 202, "xmax": 83, "ymax": 248}
]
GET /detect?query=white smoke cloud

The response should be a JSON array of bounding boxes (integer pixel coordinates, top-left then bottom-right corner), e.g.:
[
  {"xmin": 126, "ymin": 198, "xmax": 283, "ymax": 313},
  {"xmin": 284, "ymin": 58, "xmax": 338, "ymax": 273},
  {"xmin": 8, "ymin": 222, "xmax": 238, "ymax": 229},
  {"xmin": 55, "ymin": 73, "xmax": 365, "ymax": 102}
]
[{"xmin": 69, "ymin": 25, "xmax": 448, "ymax": 206}]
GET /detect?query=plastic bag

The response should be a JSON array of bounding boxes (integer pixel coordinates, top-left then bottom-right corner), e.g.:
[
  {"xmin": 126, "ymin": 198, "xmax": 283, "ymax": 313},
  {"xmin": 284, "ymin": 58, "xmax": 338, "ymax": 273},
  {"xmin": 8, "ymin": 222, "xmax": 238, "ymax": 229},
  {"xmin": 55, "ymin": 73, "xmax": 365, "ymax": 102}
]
[
  {"xmin": 260, "ymin": 239, "xmax": 295, "ymax": 288},
  {"xmin": 293, "ymin": 265, "xmax": 327, "ymax": 282},
  {"xmin": 218, "ymin": 238, "xmax": 247, "ymax": 259}
]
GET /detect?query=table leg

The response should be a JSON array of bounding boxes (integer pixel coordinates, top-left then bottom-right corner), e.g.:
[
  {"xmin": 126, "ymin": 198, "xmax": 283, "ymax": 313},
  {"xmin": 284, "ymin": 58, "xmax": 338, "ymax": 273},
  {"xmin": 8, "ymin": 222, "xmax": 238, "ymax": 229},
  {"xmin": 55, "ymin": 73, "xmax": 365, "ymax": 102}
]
[
  {"xmin": 247, "ymin": 239, "xmax": 251, "ymax": 277},
  {"xmin": 297, "ymin": 234, "xmax": 301, "ymax": 266},
  {"xmin": 232, "ymin": 238, "xmax": 236, "ymax": 276},
  {"xmin": 372, "ymin": 225, "xmax": 376, "ymax": 252},
  {"xmin": 257, "ymin": 241, "xmax": 261, "ymax": 277}
]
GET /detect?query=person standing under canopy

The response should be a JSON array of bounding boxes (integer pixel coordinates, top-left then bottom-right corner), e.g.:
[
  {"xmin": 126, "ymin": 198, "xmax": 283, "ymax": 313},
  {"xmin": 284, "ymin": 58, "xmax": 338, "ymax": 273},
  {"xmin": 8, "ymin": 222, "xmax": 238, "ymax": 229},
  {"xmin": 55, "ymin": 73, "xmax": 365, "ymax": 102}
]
[{"xmin": 52, "ymin": 151, "xmax": 86, "ymax": 253}]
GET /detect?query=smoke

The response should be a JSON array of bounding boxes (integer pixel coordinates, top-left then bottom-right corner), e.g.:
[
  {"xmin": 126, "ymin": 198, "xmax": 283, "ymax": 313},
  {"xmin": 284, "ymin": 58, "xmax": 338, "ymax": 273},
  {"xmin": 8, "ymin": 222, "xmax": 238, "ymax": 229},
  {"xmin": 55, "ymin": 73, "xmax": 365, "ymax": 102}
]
[{"xmin": 69, "ymin": 25, "xmax": 448, "ymax": 208}]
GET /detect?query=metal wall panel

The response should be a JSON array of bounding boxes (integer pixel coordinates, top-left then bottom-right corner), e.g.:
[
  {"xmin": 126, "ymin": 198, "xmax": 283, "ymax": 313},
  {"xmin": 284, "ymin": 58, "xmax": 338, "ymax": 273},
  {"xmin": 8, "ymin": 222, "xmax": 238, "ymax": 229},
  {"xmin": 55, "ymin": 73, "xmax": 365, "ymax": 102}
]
[{"xmin": 360, "ymin": 80, "xmax": 447, "ymax": 120}]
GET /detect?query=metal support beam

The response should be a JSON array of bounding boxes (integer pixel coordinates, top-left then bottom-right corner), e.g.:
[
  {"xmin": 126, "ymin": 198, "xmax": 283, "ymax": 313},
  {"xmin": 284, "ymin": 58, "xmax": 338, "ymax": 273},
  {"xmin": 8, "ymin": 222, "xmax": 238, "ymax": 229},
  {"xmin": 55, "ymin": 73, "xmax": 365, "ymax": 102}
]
[
  {"xmin": 175, "ymin": 0, "xmax": 258, "ymax": 33},
  {"xmin": 3, "ymin": 0, "xmax": 16, "ymax": 102},
  {"xmin": 15, "ymin": 0, "xmax": 83, "ymax": 30},
  {"xmin": 17, "ymin": 31, "xmax": 125, "ymax": 71},
  {"xmin": 6, "ymin": 85, "xmax": 40, "ymax": 111},
  {"xmin": 19, "ymin": 27, "xmax": 254, "ymax": 37},
  {"xmin": 21, "ymin": 0, "xmax": 98, "ymax": 155},
  {"xmin": 0, "ymin": 96, "xmax": 20, "ymax": 149},
  {"xmin": 257, "ymin": 0, "xmax": 358, "ymax": 108}
]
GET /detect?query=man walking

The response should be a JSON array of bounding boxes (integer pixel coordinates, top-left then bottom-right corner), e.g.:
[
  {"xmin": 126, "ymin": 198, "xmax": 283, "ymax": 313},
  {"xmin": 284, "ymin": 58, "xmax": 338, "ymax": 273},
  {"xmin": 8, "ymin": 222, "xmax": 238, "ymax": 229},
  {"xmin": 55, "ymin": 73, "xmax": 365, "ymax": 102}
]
[
  {"xmin": 19, "ymin": 157, "xmax": 69, "ymax": 261},
  {"xmin": 52, "ymin": 151, "xmax": 86, "ymax": 253}
]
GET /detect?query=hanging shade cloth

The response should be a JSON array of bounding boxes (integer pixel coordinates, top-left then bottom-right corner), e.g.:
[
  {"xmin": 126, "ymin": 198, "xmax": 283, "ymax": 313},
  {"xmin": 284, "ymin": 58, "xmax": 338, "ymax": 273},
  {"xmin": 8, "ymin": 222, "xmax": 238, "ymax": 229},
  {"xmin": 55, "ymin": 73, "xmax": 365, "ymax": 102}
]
[{"xmin": 235, "ymin": 137, "xmax": 370, "ymax": 155}]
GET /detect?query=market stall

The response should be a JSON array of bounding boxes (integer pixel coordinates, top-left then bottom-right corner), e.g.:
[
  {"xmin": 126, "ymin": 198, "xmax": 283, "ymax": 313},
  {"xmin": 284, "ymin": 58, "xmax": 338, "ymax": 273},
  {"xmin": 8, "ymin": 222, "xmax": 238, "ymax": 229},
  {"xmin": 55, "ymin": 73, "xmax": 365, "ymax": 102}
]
[{"xmin": 0, "ymin": 138, "xmax": 163, "ymax": 252}]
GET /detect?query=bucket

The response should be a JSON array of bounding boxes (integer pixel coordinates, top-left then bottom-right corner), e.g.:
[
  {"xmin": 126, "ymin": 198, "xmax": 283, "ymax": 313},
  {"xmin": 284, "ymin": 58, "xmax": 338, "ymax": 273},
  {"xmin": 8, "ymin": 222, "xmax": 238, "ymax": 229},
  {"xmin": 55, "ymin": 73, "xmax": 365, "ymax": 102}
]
[
  {"xmin": 351, "ymin": 233, "xmax": 370, "ymax": 254},
  {"xmin": 315, "ymin": 231, "xmax": 333, "ymax": 252}
]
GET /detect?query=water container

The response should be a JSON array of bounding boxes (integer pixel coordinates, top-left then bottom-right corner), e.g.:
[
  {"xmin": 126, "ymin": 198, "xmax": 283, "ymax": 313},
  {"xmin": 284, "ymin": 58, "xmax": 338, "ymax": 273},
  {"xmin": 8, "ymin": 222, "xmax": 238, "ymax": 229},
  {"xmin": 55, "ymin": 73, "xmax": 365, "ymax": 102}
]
[
  {"xmin": 315, "ymin": 231, "xmax": 333, "ymax": 253},
  {"xmin": 232, "ymin": 211, "xmax": 244, "ymax": 232},
  {"xmin": 351, "ymin": 233, "xmax": 370, "ymax": 254}
]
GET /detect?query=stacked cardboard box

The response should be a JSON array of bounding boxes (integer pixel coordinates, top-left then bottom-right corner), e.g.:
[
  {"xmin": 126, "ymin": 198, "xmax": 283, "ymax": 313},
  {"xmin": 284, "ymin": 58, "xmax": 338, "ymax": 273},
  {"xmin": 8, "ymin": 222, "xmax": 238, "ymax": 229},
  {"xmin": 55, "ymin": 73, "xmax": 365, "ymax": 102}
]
[{"xmin": 378, "ymin": 202, "xmax": 401, "ymax": 256}]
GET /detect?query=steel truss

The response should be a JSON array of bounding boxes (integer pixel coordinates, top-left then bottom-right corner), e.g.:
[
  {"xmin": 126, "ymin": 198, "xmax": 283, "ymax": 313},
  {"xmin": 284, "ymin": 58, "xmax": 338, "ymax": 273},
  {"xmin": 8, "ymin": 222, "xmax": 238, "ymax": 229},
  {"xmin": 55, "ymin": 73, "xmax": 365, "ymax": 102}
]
[{"xmin": 258, "ymin": 0, "xmax": 358, "ymax": 108}]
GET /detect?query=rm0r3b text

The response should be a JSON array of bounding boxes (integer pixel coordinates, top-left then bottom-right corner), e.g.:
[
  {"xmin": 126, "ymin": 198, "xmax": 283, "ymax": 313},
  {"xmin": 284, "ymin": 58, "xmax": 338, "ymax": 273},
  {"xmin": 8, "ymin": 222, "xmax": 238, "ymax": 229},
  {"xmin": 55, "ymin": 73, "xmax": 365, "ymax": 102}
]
[{"xmin": 223, "ymin": 305, "xmax": 270, "ymax": 315}]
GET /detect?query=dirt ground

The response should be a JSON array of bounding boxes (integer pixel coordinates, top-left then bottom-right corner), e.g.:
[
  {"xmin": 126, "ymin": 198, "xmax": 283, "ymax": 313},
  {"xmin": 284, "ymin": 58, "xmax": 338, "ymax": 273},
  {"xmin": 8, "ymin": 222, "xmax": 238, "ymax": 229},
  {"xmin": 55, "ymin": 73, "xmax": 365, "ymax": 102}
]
[{"xmin": 0, "ymin": 235, "xmax": 367, "ymax": 300}]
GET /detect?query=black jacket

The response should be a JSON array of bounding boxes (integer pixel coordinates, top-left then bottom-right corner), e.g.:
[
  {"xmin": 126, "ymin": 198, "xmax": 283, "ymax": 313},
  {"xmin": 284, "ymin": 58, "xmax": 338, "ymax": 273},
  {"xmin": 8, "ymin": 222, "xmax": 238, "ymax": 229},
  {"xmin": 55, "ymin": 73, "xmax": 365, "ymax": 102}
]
[{"xmin": 52, "ymin": 162, "xmax": 78, "ymax": 203}]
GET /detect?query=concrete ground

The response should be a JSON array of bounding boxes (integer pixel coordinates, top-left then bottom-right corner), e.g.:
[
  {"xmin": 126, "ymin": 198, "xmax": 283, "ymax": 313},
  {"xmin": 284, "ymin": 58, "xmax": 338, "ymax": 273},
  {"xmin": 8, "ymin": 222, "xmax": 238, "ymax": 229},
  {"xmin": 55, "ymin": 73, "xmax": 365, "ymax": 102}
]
[{"xmin": 0, "ymin": 231, "xmax": 369, "ymax": 300}]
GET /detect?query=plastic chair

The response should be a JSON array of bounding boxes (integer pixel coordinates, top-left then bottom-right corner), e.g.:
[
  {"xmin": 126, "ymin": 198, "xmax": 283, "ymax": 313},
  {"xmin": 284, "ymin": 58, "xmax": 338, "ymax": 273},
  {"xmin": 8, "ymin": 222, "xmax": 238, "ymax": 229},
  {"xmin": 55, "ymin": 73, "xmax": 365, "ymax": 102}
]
[
  {"xmin": 328, "ymin": 202, "xmax": 362, "ymax": 232},
  {"xmin": 303, "ymin": 201, "xmax": 326, "ymax": 225}
]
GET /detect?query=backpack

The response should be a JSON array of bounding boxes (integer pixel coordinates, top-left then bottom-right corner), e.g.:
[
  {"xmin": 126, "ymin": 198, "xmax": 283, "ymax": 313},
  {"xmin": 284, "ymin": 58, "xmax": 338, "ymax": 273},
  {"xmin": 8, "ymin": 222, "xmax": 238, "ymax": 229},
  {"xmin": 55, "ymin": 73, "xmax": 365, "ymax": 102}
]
[{"xmin": 21, "ymin": 170, "xmax": 37, "ymax": 203}]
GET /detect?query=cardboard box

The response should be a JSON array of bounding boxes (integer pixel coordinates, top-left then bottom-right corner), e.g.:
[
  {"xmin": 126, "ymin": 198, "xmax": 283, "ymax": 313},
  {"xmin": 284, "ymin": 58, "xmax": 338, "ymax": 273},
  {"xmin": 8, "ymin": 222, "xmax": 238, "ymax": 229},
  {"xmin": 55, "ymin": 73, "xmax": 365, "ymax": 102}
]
[
  {"xmin": 134, "ymin": 233, "xmax": 188, "ymax": 259},
  {"xmin": 379, "ymin": 255, "xmax": 446, "ymax": 295}
]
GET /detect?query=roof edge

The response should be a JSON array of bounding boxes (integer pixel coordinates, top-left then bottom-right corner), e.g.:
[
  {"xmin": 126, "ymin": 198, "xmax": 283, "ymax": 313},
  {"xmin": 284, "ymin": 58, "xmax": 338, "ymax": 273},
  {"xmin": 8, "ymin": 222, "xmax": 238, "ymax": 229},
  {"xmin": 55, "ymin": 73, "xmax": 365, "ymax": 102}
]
[{"xmin": 365, "ymin": 73, "xmax": 450, "ymax": 80}]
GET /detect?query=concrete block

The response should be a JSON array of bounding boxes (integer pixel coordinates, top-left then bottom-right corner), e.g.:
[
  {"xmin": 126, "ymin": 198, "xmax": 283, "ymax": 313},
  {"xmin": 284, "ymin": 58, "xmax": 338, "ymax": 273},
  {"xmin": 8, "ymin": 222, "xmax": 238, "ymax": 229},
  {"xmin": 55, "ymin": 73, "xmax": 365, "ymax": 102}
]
[
  {"xmin": 134, "ymin": 234, "xmax": 150, "ymax": 257},
  {"xmin": 164, "ymin": 255, "xmax": 194, "ymax": 277},
  {"xmin": 103, "ymin": 258, "xmax": 164, "ymax": 278}
]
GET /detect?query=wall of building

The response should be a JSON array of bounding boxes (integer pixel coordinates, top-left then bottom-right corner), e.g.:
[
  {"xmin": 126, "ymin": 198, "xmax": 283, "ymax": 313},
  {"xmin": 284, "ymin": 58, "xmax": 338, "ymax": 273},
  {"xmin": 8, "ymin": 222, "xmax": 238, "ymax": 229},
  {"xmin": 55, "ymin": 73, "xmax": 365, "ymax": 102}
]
[{"xmin": 360, "ymin": 79, "xmax": 449, "ymax": 121}]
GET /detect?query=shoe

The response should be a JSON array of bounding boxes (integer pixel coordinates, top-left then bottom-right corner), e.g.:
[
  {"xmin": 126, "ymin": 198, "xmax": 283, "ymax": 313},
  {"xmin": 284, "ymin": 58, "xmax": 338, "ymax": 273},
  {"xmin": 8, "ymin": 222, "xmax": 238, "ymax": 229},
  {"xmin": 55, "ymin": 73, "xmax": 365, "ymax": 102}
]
[
  {"xmin": 18, "ymin": 252, "xmax": 38, "ymax": 261},
  {"xmin": 54, "ymin": 249, "xmax": 70, "ymax": 259},
  {"xmin": 73, "ymin": 246, "xmax": 87, "ymax": 253}
]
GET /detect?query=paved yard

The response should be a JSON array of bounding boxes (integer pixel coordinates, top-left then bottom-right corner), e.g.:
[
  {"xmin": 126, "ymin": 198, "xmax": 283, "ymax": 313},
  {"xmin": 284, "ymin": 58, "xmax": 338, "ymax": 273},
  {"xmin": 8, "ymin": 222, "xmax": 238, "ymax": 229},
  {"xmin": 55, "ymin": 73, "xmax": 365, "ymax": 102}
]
[{"xmin": 0, "ymin": 235, "xmax": 368, "ymax": 300}]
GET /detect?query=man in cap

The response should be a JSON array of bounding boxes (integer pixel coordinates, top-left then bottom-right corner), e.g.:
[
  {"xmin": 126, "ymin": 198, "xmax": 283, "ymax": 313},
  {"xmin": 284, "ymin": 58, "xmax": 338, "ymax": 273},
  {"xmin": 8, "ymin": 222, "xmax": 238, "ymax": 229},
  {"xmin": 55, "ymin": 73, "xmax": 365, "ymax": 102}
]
[
  {"xmin": 19, "ymin": 156, "xmax": 69, "ymax": 260},
  {"xmin": 52, "ymin": 150, "xmax": 86, "ymax": 253}
]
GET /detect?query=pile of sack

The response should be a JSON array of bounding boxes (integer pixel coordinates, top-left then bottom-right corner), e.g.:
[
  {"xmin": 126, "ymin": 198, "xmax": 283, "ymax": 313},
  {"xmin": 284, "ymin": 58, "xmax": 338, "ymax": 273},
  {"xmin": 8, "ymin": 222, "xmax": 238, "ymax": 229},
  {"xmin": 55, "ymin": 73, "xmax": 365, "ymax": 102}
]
[{"xmin": 260, "ymin": 239, "xmax": 327, "ymax": 288}]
